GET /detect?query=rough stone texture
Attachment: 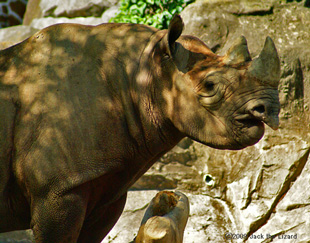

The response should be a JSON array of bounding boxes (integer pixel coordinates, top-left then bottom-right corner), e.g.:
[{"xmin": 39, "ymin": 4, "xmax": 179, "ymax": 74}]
[
  {"xmin": 26, "ymin": 6, "xmax": 120, "ymax": 30},
  {"xmin": 102, "ymin": 191, "xmax": 236, "ymax": 243},
  {"xmin": 126, "ymin": 128, "xmax": 309, "ymax": 242},
  {"xmin": 23, "ymin": 0, "xmax": 119, "ymax": 28},
  {"xmin": 0, "ymin": 25, "xmax": 38, "ymax": 49},
  {"xmin": 29, "ymin": 16, "xmax": 108, "ymax": 29},
  {"xmin": 0, "ymin": 0, "xmax": 310, "ymax": 242},
  {"xmin": 23, "ymin": 0, "xmax": 119, "ymax": 24},
  {"xmin": 0, "ymin": 230, "xmax": 33, "ymax": 242},
  {"xmin": 39, "ymin": 0, "xmax": 118, "ymax": 17}
]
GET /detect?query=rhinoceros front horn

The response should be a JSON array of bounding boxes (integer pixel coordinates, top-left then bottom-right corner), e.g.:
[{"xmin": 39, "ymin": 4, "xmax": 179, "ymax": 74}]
[
  {"xmin": 223, "ymin": 36, "xmax": 252, "ymax": 65},
  {"xmin": 248, "ymin": 37, "xmax": 280, "ymax": 87}
]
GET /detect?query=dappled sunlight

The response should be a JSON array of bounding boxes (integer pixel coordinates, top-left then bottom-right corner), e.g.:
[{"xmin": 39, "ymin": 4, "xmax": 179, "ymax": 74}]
[
  {"xmin": 0, "ymin": 21, "xmax": 164, "ymax": 235},
  {"xmin": 0, "ymin": 13, "xmax": 281, "ymax": 242}
]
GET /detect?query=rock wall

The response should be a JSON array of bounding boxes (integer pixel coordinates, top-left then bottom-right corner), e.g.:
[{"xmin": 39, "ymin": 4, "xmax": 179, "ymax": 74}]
[{"xmin": 0, "ymin": 0, "xmax": 309, "ymax": 242}]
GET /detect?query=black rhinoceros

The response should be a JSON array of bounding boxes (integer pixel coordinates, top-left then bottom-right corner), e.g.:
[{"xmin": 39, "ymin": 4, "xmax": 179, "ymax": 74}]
[{"xmin": 0, "ymin": 15, "xmax": 280, "ymax": 242}]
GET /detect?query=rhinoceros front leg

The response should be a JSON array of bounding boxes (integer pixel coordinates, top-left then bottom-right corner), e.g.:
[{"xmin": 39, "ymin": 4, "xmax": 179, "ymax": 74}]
[
  {"xmin": 77, "ymin": 193, "xmax": 127, "ymax": 243},
  {"xmin": 30, "ymin": 185, "xmax": 90, "ymax": 243}
]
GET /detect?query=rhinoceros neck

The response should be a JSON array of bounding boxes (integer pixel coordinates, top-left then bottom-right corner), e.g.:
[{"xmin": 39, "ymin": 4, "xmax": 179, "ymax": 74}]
[
  {"xmin": 0, "ymin": 43, "xmax": 21, "ymax": 86},
  {"xmin": 124, "ymin": 28, "xmax": 184, "ymax": 160}
]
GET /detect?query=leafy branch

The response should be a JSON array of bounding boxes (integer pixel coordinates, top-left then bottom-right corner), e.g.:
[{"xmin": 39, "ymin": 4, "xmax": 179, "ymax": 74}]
[{"xmin": 109, "ymin": 0, "xmax": 195, "ymax": 29}]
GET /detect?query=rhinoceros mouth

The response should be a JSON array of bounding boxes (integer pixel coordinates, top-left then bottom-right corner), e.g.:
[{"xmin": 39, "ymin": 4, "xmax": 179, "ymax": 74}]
[
  {"xmin": 232, "ymin": 114, "xmax": 265, "ymax": 146},
  {"xmin": 235, "ymin": 114, "xmax": 264, "ymax": 128}
]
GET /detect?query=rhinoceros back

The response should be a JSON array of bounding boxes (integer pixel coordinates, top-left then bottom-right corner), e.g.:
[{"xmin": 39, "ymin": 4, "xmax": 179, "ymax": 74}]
[{"xmin": 0, "ymin": 22, "xmax": 159, "ymax": 196}]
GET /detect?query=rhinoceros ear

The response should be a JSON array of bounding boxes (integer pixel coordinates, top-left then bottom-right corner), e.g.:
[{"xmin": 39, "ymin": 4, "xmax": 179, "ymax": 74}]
[{"xmin": 168, "ymin": 15, "xmax": 184, "ymax": 53}]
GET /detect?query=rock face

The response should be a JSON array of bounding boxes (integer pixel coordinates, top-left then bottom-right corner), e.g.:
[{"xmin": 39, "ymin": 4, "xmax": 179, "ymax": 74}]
[
  {"xmin": 0, "ymin": 0, "xmax": 310, "ymax": 242},
  {"xmin": 23, "ymin": 0, "xmax": 120, "ymax": 28}
]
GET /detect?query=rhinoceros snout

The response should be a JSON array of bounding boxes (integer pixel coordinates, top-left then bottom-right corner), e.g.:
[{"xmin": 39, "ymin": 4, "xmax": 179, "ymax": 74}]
[{"xmin": 248, "ymin": 101, "xmax": 280, "ymax": 130}]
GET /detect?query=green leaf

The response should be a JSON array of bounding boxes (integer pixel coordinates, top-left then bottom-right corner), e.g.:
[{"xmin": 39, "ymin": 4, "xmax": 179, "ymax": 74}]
[
  {"xmin": 154, "ymin": 0, "xmax": 162, "ymax": 6},
  {"xmin": 110, "ymin": 0, "xmax": 195, "ymax": 29}
]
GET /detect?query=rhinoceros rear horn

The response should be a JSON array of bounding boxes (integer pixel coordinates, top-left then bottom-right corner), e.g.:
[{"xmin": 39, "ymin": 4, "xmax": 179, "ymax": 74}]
[
  {"xmin": 223, "ymin": 36, "xmax": 251, "ymax": 65},
  {"xmin": 248, "ymin": 37, "xmax": 280, "ymax": 86},
  {"xmin": 168, "ymin": 15, "xmax": 184, "ymax": 53}
]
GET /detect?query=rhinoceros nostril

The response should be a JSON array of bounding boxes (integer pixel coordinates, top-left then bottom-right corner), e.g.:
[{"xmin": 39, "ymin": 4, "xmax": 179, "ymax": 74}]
[
  {"xmin": 252, "ymin": 105, "xmax": 266, "ymax": 114},
  {"xmin": 247, "ymin": 103, "xmax": 280, "ymax": 130}
]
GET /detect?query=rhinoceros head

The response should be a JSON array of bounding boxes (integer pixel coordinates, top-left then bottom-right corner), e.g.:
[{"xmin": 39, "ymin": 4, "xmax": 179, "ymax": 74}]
[{"xmin": 157, "ymin": 16, "xmax": 280, "ymax": 149}]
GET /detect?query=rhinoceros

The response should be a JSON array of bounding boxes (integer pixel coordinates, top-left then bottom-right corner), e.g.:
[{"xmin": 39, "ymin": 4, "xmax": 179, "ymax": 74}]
[{"xmin": 0, "ymin": 15, "xmax": 280, "ymax": 242}]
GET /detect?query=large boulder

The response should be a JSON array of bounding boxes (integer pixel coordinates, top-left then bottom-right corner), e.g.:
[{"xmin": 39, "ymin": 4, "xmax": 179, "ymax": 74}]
[
  {"xmin": 0, "ymin": 25, "xmax": 38, "ymax": 49},
  {"xmin": 0, "ymin": 0, "xmax": 120, "ymax": 50},
  {"xmin": 23, "ymin": 0, "xmax": 119, "ymax": 25},
  {"xmin": 22, "ymin": 0, "xmax": 120, "ymax": 29}
]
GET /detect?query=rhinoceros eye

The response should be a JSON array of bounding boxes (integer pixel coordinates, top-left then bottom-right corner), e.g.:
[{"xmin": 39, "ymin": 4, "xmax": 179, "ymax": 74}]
[
  {"xmin": 197, "ymin": 75, "xmax": 226, "ymax": 107},
  {"xmin": 204, "ymin": 81, "xmax": 215, "ymax": 92},
  {"xmin": 200, "ymin": 76, "xmax": 219, "ymax": 97}
]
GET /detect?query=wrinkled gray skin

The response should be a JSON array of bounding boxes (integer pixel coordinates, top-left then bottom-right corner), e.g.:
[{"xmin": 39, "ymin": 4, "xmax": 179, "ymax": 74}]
[{"xmin": 0, "ymin": 15, "xmax": 280, "ymax": 242}]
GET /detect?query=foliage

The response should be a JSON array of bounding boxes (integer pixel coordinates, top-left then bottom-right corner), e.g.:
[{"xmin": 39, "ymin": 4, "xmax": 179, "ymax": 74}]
[{"xmin": 109, "ymin": 0, "xmax": 195, "ymax": 29}]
